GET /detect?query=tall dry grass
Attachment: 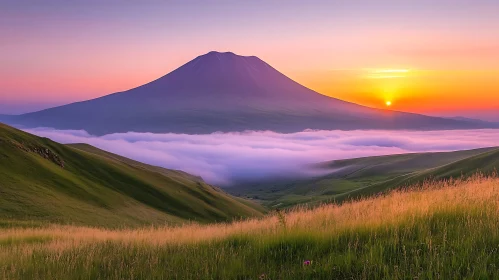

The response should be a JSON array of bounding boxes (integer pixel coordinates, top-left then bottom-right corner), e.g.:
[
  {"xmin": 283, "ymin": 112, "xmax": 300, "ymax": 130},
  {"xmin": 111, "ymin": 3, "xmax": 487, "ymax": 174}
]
[
  {"xmin": 1, "ymin": 174, "xmax": 499, "ymax": 279},
  {"xmin": 1, "ymin": 175, "xmax": 498, "ymax": 248}
]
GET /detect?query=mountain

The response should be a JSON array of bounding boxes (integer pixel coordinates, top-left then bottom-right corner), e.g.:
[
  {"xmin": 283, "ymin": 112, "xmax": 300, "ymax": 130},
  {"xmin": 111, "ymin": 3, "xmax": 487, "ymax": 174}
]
[
  {"xmin": 0, "ymin": 123, "xmax": 264, "ymax": 227},
  {"xmin": 448, "ymin": 116, "xmax": 499, "ymax": 126},
  {"xmin": 7, "ymin": 51, "xmax": 497, "ymax": 135},
  {"xmin": 0, "ymin": 114, "xmax": 13, "ymax": 122},
  {"xmin": 231, "ymin": 147, "xmax": 499, "ymax": 208}
]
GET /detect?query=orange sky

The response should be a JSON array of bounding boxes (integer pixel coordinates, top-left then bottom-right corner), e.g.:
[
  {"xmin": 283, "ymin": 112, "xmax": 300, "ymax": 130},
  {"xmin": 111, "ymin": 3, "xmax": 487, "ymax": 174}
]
[{"xmin": 290, "ymin": 69, "xmax": 499, "ymax": 115}]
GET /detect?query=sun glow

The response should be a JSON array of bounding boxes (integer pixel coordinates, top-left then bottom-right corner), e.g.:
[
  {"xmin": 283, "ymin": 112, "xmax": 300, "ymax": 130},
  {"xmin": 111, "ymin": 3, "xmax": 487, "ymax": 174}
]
[
  {"xmin": 366, "ymin": 69, "xmax": 410, "ymax": 79},
  {"xmin": 386, "ymin": 101, "xmax": 392, "ymax": 106}
]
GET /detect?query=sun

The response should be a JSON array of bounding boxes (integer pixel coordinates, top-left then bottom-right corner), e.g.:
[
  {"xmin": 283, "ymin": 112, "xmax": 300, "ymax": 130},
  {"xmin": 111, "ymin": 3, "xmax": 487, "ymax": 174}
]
[{"xmin": 385, "ymin": 101, "xmax": 392, "ymax": 106}]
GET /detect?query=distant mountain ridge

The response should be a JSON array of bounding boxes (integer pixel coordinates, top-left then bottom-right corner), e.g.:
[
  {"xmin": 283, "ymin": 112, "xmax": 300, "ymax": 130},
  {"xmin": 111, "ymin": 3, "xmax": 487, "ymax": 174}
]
[
  {"xmin": 448, "ymin": 116, "xmax": 499, "ymax": 126},
  {"xmin": 7, "ymin": 51, "xmax": 498, "ymax": 134},
  {"xmin": 0, "ymin": 114, "xmax": 13, "ymax": 122}
]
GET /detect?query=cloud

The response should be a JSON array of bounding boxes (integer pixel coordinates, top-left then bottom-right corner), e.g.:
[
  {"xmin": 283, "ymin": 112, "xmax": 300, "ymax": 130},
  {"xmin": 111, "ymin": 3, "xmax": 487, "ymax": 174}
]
[{"xmin": 24, "ymin": 127, "xmax": 499, "ymax": 186}]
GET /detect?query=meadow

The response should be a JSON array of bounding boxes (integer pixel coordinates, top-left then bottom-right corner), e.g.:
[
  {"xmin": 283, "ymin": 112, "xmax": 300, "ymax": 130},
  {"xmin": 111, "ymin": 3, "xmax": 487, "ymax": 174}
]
[{"xmin": 2, "ymin": 174, "xmax": 499, "ymax": 279}]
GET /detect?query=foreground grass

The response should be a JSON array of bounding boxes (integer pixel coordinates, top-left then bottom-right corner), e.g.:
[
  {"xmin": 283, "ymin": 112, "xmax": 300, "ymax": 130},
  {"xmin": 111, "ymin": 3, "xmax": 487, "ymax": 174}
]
[{"xmin": 2, "ymin": 176, "xmax": 499, "ymax": 279}]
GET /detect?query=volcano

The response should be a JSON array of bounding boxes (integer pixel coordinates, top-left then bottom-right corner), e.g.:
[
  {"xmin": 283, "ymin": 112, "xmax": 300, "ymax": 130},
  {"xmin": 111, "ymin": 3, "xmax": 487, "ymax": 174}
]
[{"xmin": 8, "ymin": 51, "xmax": 495, "ymax": 134}]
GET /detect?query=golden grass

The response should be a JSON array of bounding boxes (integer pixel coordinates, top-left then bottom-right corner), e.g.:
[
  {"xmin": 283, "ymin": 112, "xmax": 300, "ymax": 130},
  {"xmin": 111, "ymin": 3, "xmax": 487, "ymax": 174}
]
[
  {"xmin": 2, "ymin": 174, "xmax": 498, "ymax": 251},
  {"xmin": 2, "ymin": 175, "xmax": 499, "ymax": 279}
]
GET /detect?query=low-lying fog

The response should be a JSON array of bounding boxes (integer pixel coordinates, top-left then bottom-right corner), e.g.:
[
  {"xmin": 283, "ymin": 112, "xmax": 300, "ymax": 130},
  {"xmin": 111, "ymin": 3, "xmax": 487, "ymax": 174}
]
[{"xmin": 25, "ymin": 127, "xmax": 499, "ymax": 186}]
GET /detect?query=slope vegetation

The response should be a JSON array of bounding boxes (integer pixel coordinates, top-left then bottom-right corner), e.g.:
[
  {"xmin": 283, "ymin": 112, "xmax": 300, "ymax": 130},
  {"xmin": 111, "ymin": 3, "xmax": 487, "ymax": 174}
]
[
  {"xmin": 0, "ymin": 123, "xmax": 263, "ymax": 227},
  {"xmin": 339, "ymin": 147, "xmax": 499, "ymax": 201},
  {"xmin": 232, "ymin": 147, "xmax": 499, "ymax": 207}
]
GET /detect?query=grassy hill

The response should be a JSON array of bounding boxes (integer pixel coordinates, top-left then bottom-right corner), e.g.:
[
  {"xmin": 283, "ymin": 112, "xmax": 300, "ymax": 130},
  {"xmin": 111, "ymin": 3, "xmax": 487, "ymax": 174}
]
[
  {"xmin": 0, "ymin": 123, "xmax": 264, "ymax": 227},
  {"xmin": 231, "ymin": 147, "xmax": 499, "ymax": 208},
  {"xmin": 337, "ymin": 147, "xmax": 499, "ymax": 202},
  {"xmin": 2, "ymin": 176, "xmax": 498, "ymax": 279}
]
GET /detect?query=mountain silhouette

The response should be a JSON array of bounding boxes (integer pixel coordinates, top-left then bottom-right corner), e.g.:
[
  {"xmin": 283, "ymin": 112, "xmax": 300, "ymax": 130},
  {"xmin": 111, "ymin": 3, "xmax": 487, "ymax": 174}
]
[{"xmin": 8, "ymin": 51, "xmax": 496, "ymax": 134}]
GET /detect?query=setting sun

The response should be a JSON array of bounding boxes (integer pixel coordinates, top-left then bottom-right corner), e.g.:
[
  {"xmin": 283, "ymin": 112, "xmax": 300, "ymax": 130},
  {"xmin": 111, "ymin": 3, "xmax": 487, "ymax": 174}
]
[{"xmin": 386, "ymin": 101, "xmax": 392, "ymax": 106}]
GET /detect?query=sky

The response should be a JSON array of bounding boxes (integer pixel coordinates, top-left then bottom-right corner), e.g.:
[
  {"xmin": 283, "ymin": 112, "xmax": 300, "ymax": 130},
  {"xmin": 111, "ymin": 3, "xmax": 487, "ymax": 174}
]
[{"xmin": 1, "ymin": 0, "xmax": 498, "ymax": 120}]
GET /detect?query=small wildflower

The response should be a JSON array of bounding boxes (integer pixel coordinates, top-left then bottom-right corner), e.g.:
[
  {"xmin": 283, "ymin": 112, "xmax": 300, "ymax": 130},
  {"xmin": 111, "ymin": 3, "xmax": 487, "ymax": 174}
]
[{"xmin": 303, "ymin": 260, "xmax": 311, "ymax": 266}]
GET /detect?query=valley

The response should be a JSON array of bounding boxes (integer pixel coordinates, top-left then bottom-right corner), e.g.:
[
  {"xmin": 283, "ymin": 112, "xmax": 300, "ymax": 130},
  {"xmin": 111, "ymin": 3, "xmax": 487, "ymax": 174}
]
[
  {"xmin": 3, "ymin": 1, "xmax": 499, "ymax": 278},
  {"xmin": 231, "ymin": 147, "xmax": 499, "ymax": 208}
]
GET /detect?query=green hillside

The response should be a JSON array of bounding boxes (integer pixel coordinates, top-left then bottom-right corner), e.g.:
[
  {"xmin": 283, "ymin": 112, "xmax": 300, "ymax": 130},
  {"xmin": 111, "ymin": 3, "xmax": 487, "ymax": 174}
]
[
  {"xmin": 337, "ymin": 147, "xmax": 499, "ymax": 202},
  {"xmin": 232, "ymin": 147, "xmax": 499, "ymax": 208},
  {"xmin": 0, "ymin": 123, "xmax": 264, "ymax": 227}
]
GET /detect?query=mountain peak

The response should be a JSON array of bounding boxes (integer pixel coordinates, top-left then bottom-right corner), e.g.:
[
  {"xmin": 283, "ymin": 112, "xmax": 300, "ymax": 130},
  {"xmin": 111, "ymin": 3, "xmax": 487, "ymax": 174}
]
[
  {"xmin": 205, "ymin": 50, "xmax": 236, "ymax": 56},
  {"xmin": 194, "ymin": 51, "xmax": 262, "ymax": 65},
  {"xmin": 202, "ymin": 51, "xmax": 256, "ymax": 59}
]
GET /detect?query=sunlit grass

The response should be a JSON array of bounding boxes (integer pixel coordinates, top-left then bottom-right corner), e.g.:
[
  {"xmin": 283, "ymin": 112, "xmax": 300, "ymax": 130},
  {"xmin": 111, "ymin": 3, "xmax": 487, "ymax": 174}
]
[{"xmin": 2, "ymin": 174, "xmax": 499, "ymax": 279}]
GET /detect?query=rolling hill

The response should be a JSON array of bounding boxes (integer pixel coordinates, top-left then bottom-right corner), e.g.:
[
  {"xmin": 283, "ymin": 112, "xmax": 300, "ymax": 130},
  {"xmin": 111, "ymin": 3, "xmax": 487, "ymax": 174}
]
[
  {"xmin": 6, "ymin": 51, "xmax": 496, "ymax": 135},
  {"xmin": 338, "ymin": 147, "xmax": 499, "ymax": 201},
  {"xmin": 231, "ymin": 147, "xmax": 499, "ymax": 208},
  {"xmin": 0, "ymin": 123, "xmax": 264, "ymax": 227}
]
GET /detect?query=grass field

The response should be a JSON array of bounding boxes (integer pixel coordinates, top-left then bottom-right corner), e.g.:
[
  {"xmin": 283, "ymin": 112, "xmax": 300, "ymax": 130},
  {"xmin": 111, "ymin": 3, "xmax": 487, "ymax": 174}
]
[
  {"xmin": 2, "ymin": 174, "xmax": 498, "ymax": 279},
  {"xmin": 0, "ymin": 123, "xmax": 264, "ymax": 227}
]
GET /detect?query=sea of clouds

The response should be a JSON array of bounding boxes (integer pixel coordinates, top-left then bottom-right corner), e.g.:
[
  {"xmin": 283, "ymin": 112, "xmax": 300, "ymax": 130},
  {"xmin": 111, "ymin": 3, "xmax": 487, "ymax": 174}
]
[{"xmin": 24, "ymin": 128, "xmax": 499, "ymax": 186}]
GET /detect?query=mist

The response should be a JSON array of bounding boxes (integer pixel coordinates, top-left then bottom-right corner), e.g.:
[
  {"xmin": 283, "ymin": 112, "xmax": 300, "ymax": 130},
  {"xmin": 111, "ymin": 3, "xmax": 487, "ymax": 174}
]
[{"xmin": 24, "ymin": 127, "xmax": 499, "ymax": 186}]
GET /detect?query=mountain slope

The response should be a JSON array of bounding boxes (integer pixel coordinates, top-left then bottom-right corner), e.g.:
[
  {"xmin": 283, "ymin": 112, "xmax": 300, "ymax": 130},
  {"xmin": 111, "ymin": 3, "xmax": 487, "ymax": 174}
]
[
  {"xmin": 0, "ymin": 123, "xmax": 264, "ymax": 227},
  {"xmin": 8, "ymin": 51, "xmax": 496, "ymax": 135},
  {"xmin": 337, "ymin": 147, "xmax": 499, "ymax": 202},
  {"xmin": 231, "ymin": 147, "xmax": 499, "ymax": 208},
  {"xmin": 0, "ymin": 114, "xmax": 13, "ymax": 122}
]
